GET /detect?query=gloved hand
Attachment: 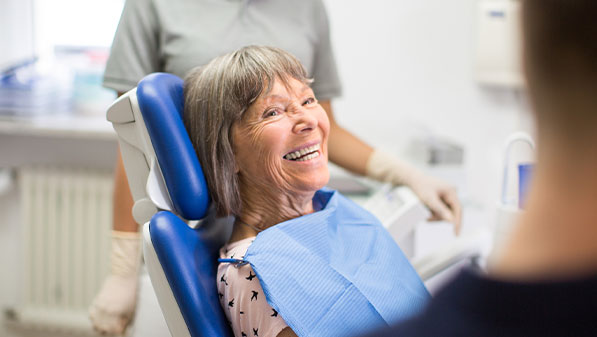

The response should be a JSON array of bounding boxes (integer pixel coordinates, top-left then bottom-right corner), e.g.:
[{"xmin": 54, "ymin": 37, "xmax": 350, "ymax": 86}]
[
  {"xmin": 366, "ymin": 149, "xmax": 462, "ymax": 234},
  {"xmin": 89, "ymin": 230, "xmax": 142, "ymax": 335}
]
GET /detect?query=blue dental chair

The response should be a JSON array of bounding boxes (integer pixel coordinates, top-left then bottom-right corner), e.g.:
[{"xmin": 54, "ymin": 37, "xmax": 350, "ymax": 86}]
[{"xmin": 106, "ymin": 73, "xmax": 233, "ymax": 337}]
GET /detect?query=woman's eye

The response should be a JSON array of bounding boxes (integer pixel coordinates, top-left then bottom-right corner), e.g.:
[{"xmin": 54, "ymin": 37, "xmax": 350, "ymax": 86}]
[
  {"xmin": 264, "ymin": 109, "xmax": 279, "ymax": 118},
  {"xmin": 303, "ymin": 97, "xmax": 316, "ymax": 105}
]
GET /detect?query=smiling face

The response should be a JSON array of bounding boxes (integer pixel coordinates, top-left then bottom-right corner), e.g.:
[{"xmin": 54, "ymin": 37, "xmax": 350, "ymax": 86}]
[{"xmin": 232, "ymin": 76, "xmax": 330, "ymax": 197}]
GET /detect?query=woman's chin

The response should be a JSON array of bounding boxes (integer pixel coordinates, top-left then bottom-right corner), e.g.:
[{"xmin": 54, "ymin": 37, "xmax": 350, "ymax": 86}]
[{"xmin": 296, "ymin": 171, "xmax": 329, "ymax": 194}]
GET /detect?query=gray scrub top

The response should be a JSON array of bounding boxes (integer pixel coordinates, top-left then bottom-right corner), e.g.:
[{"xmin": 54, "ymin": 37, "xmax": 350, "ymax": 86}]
[{"xmin": 103, "ymin": 0, "xmax": 342, "ymax": 100}]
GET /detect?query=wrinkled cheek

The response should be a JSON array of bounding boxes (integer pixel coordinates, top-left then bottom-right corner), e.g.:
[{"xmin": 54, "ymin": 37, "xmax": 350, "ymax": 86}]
[
  {"xmin": 264, "ymin": 158, "xmax": 294, "ymax": 192},
  {"xmin": 247, "ymin": 136, "xmax": 290, "ymax": 191},
  {"xmin": 248, "ymin": 126, "xmax": 288, "ymax": 190}
]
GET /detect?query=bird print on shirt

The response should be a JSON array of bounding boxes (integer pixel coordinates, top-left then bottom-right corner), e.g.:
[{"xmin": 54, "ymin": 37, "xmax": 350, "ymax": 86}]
[{"xmin": 219, "ymin": 240, "xmax": 286, "ymax": 336}]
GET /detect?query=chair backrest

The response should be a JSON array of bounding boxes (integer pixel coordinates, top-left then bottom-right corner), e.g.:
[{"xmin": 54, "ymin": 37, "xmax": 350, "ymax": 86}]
[
  {"xmin": 107, "ymin": 73, "xmax": 232, "ymax": 337},
  {"xmin": 145, "ymin": 211, "xmax": 232, "ymax": 337}
]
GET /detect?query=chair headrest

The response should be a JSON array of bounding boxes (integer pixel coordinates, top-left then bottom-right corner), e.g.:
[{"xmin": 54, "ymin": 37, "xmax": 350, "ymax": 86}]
[{"xmin": 137, "ymin": 73, "xmax": 210, "ymax": 220}]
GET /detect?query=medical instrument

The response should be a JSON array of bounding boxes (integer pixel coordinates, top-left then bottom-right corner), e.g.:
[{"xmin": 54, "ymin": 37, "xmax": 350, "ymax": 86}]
[
  {"xmin": 364, "ymin": 184, "xmax": 430, "ymax": 245},
  {"xmin": 517, "ymin": 163, "xmax": 533, "ymax": 209},
  {"xmin": 492, "ymin": 132, "xmax": 535, "ymax": 263}
]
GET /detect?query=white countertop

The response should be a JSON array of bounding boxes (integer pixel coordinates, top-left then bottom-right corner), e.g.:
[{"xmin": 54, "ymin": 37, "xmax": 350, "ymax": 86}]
[{"xmin": 0, "ymin": 112, "xmax": 116, "ymax": 141}]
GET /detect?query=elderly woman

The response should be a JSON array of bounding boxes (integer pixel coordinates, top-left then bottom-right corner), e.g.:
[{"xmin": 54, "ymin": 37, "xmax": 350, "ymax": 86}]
[{"xmin": 183, "ymin": 46, "xmax": 429, "ymax": 337}]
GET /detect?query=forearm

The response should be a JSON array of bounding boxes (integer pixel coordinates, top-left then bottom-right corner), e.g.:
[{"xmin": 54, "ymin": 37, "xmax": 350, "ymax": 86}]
[
  {"xmin": 320, "ymin": 101, "xmax": 373, "ymax": 176},
  {"xmin": 113, "ymin": 150, "xmax": 139, "ymax": 232}
]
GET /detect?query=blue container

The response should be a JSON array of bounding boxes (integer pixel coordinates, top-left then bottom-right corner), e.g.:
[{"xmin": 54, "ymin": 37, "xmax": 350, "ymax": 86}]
[{"xmin": 518, "ymin": 163, "xmax": 534, "ymax": 209}]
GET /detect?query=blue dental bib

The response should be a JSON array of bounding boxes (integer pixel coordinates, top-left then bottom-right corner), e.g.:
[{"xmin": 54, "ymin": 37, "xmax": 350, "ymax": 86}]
[{"xmin": 240, "ymin": 189, "xmax": 429, "ymax": 337}]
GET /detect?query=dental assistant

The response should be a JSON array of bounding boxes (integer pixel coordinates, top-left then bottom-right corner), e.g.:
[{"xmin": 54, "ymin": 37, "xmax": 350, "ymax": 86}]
[{"xmin": 90, "ymin": 0, "xmax": 461, "ymax": 334}]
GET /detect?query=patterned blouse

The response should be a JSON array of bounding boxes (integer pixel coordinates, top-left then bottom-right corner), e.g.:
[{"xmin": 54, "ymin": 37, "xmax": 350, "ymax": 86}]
[{"xmin": 217, "ymin": 237, "xmax": 288, "ymax": 337}]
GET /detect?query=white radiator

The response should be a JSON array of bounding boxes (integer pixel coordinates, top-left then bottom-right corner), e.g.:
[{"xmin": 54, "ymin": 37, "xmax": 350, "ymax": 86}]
[{"xmin": 13, "ymin": 166, "xmax": 113, "ymax": 334}]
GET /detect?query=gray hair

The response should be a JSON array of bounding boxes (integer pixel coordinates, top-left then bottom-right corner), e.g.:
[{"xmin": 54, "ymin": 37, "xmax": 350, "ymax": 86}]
[{"xmin": 183, "ymin": 45, "xmax": 312, "ymax": 217}]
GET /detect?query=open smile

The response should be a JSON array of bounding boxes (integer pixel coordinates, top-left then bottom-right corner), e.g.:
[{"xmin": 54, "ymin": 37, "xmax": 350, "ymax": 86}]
[{"xmin": 283, "ymin": 143, "xmax": 321, "ymax": 162}]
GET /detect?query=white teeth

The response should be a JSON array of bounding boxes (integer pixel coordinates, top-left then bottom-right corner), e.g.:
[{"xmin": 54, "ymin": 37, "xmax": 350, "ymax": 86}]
[
  {"xmin": 295, "ymin": 151, "xmax": 320, "ymax": 162},
  {"xmin": 284, "ymin": 143, "xmax": 321, "ymax": 161}
]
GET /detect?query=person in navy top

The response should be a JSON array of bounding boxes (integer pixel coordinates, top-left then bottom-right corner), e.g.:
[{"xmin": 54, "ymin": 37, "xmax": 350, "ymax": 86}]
[{"xmin": 363, "ymin": 1, "xmax": 597, "ymax": 336}]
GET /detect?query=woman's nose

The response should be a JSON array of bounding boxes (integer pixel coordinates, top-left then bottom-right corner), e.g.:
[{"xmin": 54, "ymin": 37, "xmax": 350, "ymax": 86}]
[{"xmin": 291, "ymin": 106, "xmax": 318, "ymax": 134}]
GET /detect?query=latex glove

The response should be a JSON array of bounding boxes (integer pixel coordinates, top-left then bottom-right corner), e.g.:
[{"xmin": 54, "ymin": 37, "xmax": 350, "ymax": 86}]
[
  {"xmin": 366, "ymin": 149, "xmax": 462, "ymax": 234},
  {"xmin": 89, "ymin": 230, "xmax": 142, "ymax": 335}
]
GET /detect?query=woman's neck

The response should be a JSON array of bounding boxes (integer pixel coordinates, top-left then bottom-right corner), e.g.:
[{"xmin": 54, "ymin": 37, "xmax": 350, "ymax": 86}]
[
  {"xmin": 491, "ymin": 150, "xmax": 597, "ymax": 281},
  {"xmin": 229, "ymin": 180, "xmax": 315, "ymax": 242}
]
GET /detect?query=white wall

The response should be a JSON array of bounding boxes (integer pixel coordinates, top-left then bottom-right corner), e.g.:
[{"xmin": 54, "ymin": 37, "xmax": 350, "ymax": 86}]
[
  {"xmin": 0, "ymin": 0, "xmax": 35, "ymax": 70},
  {"xmin": 324, "ymin": 0, "xmax": 534, "ymax": 220}
]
